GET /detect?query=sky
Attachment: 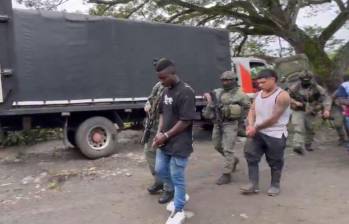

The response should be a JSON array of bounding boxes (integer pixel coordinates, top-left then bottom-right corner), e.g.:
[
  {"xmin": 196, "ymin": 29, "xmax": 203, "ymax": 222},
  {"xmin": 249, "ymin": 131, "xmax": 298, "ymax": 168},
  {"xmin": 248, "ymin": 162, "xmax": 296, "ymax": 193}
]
[{"xmin": 11, "ymin": 0, "xmax": 349, "ymax": 53}]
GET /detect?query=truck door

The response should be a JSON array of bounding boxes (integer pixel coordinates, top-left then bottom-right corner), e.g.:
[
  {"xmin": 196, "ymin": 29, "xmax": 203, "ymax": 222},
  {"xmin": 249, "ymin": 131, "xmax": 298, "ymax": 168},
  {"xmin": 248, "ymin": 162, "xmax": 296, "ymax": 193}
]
[
  {"xmin": 235, "ymin": 58, "xmax": 267, "ymax": 94},
  {"xmin": 0, "ymin": 0, "xmax": 13, "ymax": 103}
]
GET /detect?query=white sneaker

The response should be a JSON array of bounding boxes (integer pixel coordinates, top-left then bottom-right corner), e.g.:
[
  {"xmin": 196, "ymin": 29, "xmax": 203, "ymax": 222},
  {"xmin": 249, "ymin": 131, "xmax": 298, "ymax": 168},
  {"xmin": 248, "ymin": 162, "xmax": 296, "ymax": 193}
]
[
  {"xmin": 166, "ymin": 194, "xmax": 190, "ymax": 213},
  {"xmin": 165, "ymin": 210, "xmax": 185, "ymax": 224}
]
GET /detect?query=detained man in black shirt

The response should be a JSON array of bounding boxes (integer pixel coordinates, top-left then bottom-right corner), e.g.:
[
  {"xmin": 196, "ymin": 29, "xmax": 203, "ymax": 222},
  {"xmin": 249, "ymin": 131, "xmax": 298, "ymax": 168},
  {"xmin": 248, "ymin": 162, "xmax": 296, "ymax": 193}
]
[{"xmin": 152, "ymin": 58, "xmax": 197, "ymax": 224}]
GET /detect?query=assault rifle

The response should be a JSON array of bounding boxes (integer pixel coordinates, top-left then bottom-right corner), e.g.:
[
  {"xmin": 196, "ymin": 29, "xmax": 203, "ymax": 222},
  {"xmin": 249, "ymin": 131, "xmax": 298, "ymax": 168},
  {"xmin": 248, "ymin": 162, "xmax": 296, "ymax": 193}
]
[
  {"xmin": 141, "ymin": 113, "xmax": 154, "ymax": 144},
  {"xmin": 141, "ymin": 93, "xmax": 162, "ymax": 144},
  {"xmin": 210, "ymin": 91, "xmax": 223, "ymax": 128}
]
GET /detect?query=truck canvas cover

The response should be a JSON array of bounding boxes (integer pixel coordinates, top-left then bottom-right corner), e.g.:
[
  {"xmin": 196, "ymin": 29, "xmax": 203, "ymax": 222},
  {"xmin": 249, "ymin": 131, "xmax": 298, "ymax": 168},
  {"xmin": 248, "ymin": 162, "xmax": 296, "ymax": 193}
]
[{"xmin": 3, "ymin": 9, "xmax": 231, "ymax": 109}]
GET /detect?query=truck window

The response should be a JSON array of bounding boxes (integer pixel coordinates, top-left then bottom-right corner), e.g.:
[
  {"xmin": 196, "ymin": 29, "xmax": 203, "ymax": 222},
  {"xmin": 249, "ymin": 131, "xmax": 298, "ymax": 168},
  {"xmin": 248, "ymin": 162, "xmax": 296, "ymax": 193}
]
[
  {"xmin": 249, "ymin": 61, "xmax": 266, "ymax": 78},
  {"xmin": 247, "ymin": 61, "xmax": 267, "ymax": 92},
  {"xmin": 250, "ymin": 61, "xmax": 266, "ymax": 69}
]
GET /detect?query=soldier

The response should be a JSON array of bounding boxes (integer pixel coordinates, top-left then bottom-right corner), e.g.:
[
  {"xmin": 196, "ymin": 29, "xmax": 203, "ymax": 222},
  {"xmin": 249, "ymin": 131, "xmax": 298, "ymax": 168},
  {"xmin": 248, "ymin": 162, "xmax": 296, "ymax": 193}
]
[
  {"xmin": 142, "ymin": 81, "xmax": 166, "ymax": 195},
  {"xmin": 330, "ymin": 91, "xmax": 347, "ymax": 145},
  {"xmin": 202, "ymin": 71, "xmax": 250, "ymax": 185},
  {"xmin": 287, "ymin": 71, "xmax": 331, "ymax": 155}
]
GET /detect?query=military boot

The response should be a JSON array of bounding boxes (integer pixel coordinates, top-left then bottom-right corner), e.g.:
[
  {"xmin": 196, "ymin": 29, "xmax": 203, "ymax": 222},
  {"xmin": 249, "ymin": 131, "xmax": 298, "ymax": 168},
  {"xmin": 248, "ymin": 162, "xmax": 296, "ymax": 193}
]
[
  {"xmin": 293, "ymin": 146, "xmax": 305, "ymax": 155},
  {"xmin": 147, "ymin": 182, "xmax": 163, "ymax": 195},
  {"xmin": 240, "ymin": 164, "xmax": 259, "ymax": 194},
  {"xmin": 158, "ymin": 191, "xmax": 174, "ymax": 204},
  {"xmin": 305, "ymin": 143, "xmax": 313, "ymax": 152},
  {"xmin": 267, "ymin": 169, "xmax": 282, "ymax": 196},
  {"xmin": 216, "ymin": 173, "xmax": 231, "ymax": 185},
  {"xmin": 232, "ymin": 157, "xmax": 239, "ymax": 172}
]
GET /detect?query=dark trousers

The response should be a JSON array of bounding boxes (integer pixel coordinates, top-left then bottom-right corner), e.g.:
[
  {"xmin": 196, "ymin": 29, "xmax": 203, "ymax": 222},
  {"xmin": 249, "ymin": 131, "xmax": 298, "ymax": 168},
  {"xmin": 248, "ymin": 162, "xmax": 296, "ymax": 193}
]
[{"xmin": 244, "ymin": 132, "xmax": 287, "ymax": 186}]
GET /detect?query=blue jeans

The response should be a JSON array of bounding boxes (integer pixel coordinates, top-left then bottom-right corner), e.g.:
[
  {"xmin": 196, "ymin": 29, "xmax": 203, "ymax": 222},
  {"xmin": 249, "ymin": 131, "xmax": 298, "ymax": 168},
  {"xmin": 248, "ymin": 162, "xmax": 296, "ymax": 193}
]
[{"xmin": 155, "ymin": 149, "xmax": 188, "ymax": 211}]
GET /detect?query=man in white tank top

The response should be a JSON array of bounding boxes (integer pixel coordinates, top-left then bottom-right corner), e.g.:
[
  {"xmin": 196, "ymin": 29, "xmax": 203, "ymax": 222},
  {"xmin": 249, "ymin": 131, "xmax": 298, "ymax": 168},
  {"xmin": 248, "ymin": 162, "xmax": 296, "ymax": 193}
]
[{"xmin": 240, "ymin": 69, "xmax": 291, "ymax": 196}]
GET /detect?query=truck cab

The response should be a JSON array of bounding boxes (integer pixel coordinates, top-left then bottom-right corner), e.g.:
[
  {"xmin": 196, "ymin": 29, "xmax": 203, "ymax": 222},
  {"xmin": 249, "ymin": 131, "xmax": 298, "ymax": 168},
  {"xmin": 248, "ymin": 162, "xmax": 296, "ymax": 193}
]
[{"xmin": 232, "ymin": 57, "xmax": 268, "ymax": 96}]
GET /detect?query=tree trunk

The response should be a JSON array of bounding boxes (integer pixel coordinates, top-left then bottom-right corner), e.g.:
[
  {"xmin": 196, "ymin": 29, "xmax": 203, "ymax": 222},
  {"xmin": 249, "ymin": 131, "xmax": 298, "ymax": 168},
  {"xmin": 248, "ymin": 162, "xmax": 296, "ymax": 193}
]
[
  {"xmin": 280, "ymin": 29, "xmax": 338, "ymax": 91},
  {"xmin": 333, "ymin": 41, "xmax": 349, "ymax": 80}
]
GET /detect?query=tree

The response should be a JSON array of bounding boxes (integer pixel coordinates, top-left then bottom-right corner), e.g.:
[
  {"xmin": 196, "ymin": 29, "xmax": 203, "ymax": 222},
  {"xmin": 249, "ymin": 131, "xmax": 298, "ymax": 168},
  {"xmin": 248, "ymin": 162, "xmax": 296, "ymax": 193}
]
[
  {"xmin": 16, "ymin": 0, "xmax": 69, "ymax": 10},
  {"xmin": 88, "ymin": 0, "xmax": 349, "ymax": 90}
]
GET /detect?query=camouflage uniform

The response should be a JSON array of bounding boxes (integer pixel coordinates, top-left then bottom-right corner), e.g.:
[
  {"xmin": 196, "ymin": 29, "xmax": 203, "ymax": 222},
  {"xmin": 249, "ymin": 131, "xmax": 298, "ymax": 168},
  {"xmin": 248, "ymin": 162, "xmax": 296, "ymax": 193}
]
[
  {"xmin": 143, "ymin": 82, "xmax": 164, "ymax": 185},
  {"xmin": 287, "ymin": 73, "xmax": 331, "ymax": 153},
  {"xmin": 202, "ymin": 71, "xmax": 250, "ymax": 184},
  {"xmin": 331, "ymin": 92, "xmax": 347, "ymax": 144}
]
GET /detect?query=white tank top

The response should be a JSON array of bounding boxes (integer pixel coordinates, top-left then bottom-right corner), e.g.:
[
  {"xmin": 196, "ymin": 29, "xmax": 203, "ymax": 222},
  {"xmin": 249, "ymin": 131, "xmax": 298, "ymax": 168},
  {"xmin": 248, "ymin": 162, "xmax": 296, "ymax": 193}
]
[{"xmin": 255, "ymin": 88, "xmax": 291, "ymax": 138}]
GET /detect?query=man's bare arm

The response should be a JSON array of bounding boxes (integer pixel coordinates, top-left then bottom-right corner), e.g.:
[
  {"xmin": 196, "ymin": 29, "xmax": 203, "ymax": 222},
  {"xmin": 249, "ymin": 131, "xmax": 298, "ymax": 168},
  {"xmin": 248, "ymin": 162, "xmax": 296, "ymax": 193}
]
[
  {"xmin": 247, "ymin": 100, "xmax": 256, "ymax": 127},
  {"xmin": 152, "ymin": 114, "xmax": 165, "ymax": 148},
  {"xmin": 255, "ymin": 91, "xmax": 290, "ymax": 131},
  {"xmin": 157, "ymin": 114, "xmax": 164, "ymax": 134}
]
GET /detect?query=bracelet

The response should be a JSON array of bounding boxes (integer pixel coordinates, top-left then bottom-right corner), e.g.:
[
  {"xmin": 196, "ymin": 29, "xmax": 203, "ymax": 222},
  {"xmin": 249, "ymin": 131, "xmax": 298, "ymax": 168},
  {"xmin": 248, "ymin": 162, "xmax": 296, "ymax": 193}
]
[{"xmin": 163, "ymin": 132, "xmax": 169, "ymax": 139}]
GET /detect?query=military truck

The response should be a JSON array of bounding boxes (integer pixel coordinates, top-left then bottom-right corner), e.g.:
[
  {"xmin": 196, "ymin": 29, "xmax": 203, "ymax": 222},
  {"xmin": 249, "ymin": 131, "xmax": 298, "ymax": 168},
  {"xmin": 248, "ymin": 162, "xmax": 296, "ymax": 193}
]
[{"xmin": 0, "ymin": 0, "xmax": 233, "ymax": 158}]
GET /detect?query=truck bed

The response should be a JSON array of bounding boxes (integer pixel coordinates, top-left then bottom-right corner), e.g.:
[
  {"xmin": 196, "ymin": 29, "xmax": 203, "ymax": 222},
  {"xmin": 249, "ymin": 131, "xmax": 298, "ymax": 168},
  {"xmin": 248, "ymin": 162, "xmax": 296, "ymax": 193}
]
[{"xmin": 0, "ymin": 9, "xmax": 231, "ymax": 115}]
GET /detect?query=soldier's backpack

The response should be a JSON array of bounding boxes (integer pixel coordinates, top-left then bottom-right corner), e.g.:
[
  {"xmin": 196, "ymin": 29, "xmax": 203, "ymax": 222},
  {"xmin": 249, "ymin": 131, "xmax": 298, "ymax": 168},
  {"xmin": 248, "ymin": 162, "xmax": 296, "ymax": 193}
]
[{"xmin": 274, "ymin": 54, "xmax": 313, "ymax": 88}]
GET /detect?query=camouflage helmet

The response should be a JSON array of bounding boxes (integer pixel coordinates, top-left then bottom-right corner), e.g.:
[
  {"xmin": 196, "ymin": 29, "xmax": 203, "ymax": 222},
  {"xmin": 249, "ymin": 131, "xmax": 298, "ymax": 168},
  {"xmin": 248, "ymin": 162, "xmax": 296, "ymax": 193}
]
[
  {"xmin": 299, "ymin": 70, "xmax": 313, "ymax": 80},
  {"xmin": 220, "ymin": 71, "xmax": 237, "ymax": 80}
]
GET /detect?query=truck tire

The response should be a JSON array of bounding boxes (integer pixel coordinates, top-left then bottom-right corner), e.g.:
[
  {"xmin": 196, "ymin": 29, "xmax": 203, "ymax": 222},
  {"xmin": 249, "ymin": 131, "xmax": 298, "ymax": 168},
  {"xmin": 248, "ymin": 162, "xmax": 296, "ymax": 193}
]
[{"xmin": 75, "ymin": 116, "xmax": 118, "ymax": 159}]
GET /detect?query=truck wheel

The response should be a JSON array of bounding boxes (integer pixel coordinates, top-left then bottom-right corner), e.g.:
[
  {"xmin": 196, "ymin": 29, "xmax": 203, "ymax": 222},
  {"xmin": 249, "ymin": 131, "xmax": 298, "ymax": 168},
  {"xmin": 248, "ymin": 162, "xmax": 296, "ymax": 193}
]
[{"xmin": 75, "ymin": 116, "xmax": 118, "ymax": 159}]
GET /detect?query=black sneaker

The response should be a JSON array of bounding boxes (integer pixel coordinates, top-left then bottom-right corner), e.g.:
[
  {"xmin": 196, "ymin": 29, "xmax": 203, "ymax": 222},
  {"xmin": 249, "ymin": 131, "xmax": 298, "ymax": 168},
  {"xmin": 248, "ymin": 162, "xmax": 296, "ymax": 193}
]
[
  {"xmin": 158, "ymin": 191, "xmax": 174, "ymax": 204},
  {"xmin": 147, "ymin": 182, "xmax": 163, "ymax": 195}
]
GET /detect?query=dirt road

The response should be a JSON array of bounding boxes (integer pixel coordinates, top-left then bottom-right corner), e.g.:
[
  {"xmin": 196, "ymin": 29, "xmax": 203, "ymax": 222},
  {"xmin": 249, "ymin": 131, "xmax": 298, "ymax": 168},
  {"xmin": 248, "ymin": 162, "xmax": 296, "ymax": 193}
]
[{"xmin": 1, "ymin": 128, "xmax": 349, "ymax": 224}]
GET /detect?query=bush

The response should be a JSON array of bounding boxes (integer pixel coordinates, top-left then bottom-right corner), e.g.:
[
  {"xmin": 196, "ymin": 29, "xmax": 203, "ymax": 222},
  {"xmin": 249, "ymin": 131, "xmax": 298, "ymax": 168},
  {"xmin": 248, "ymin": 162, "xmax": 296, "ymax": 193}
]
[{"xmin": 1, "ymin": 128, "xmax": 63, "ymax": 147}]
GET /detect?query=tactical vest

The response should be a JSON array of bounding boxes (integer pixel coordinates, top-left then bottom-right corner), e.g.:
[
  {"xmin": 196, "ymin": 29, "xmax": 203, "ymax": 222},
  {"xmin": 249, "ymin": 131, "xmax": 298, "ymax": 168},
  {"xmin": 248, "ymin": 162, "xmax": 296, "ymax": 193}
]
[
  {"xmin": 213, "ymin": 88, "xmax": 244, "ymax": 120},
  {"xmin": 289, "ymin": 82, "xmax": 324, "ymax": 113}
]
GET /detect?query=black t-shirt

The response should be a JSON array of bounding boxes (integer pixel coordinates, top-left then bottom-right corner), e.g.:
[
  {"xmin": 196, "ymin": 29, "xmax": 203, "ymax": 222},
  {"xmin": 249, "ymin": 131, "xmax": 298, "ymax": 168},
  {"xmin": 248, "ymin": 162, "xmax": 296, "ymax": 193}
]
[{"xmin": 159, "ymin": 81, "xmax": 198, "ymax": 157}]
